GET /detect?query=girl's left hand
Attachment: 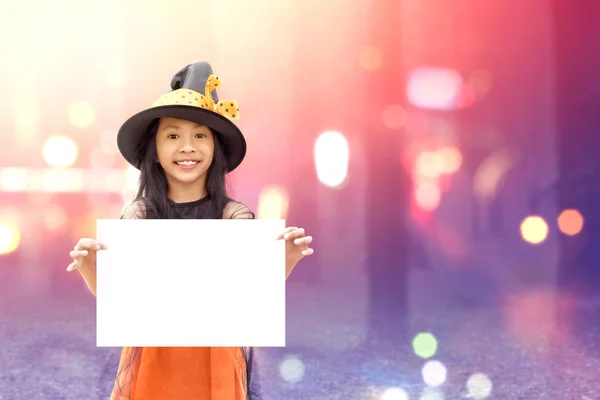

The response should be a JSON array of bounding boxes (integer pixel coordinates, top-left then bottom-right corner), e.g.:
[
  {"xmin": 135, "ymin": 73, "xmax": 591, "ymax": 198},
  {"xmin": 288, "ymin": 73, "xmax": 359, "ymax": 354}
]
[{"xmin": 278, "ymin": 227, "xmax": 314, "ymax": 264}]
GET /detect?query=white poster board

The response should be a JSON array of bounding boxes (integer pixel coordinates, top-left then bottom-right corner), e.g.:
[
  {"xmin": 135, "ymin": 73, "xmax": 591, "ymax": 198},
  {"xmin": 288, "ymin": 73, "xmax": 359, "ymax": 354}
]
[{"xmin": 95, "ymin": 219, "xmax": 286, "ymax": 347}]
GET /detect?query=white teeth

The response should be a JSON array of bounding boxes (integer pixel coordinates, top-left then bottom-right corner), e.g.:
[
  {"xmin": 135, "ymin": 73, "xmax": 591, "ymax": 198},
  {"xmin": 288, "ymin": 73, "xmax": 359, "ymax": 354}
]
[{"xmin": 176, "ymin": 161, "xmax": 198, "ymax": 166}]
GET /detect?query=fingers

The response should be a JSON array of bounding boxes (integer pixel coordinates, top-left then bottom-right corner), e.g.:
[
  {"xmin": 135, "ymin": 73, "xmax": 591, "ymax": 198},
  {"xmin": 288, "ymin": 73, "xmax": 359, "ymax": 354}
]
[
  {"xmin": 293, "ymin": 236, "xmax": 312, "ymax": 247},
  {"xmin": 66, "ymin": 260, "xmax": 80, "ymax": 272},
  {"xmin": 70, "ymin": 250, "xmax": 88, "ymax": 258},
  {"xmin": 67, "ymin": 250, "xmax": 89, "ymax": 272},
  {"xmin": 277, "ymin": 227, "xmax": 297, "ymax": 240},
  {"xmin": 286, "ymin": 229, "xmax": 314, "ymax": 257},
  {"xmin": 301, "ymin": 248, "xmax": 314, "ymax": 256},
  {"xmin": 74, "ymin": 238, "xmax": 108, "ymax": 252},
  {"xmin": 68, "ymin": 238, "xmax": 107, "ymax": 272},
  {"xmin": 284, "ymin": 228, "xmax": 304, "ymax": 241},
  {"xmin": 279, "ymin": 227, "xmax": 315, "ymax": 258}
]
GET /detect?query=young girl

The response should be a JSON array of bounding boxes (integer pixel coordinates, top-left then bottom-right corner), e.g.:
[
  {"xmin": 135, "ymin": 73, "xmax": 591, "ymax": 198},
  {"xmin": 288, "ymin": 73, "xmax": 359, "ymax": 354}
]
[{"xmin": 66, "ymin": 61, "xmax": 314, "ymax": 399}]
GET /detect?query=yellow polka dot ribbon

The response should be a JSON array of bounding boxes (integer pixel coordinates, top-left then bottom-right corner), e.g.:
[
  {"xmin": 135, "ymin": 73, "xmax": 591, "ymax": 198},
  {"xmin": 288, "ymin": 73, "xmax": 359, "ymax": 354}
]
[{"xmin": 152, "ymin": 74, "xmax": 240, "ymax": 121}]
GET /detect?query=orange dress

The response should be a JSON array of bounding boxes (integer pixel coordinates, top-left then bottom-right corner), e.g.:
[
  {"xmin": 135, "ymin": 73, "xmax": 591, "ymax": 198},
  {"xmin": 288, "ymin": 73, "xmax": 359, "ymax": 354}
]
[
  {"xmin": 111, "ymin": 198, "xmax": 256, "ymax": 399},
  {"xmin": 110, "ymin": 346, "xmax": 248, "ymax": 400}
]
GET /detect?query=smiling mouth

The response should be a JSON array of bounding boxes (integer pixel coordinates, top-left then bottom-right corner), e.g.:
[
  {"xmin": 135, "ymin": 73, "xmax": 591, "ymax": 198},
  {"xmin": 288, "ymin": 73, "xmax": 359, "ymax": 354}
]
[{"xmin": 174, "ymin": 160, "xmax": 200, "ymax": 169}]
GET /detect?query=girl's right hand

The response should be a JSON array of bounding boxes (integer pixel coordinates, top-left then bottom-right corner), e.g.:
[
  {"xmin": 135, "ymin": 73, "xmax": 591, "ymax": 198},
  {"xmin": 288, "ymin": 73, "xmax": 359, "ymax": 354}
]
[{"xmin": 67, "ymin": 238, "xmax": 108, "ymax": 272}]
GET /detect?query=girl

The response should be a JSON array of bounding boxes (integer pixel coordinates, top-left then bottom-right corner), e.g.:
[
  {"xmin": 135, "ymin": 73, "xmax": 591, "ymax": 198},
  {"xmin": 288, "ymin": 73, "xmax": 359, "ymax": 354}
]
[{"xmin": 66, "ymin": 61, "xmax": 314, "ymax": 399}]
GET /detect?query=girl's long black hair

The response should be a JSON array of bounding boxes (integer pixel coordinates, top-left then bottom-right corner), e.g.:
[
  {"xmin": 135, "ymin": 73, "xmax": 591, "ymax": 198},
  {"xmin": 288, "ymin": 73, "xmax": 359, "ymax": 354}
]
[{"xmin": 112, "ymin": 118, "xmax": 259, "ymax": 399}]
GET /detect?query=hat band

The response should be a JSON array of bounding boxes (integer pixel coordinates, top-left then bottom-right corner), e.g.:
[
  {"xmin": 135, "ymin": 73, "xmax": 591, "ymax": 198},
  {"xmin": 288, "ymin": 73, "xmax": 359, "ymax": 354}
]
[{"xmin": 151, "ymin": 74, "xmax": 240, "ymax": 121}]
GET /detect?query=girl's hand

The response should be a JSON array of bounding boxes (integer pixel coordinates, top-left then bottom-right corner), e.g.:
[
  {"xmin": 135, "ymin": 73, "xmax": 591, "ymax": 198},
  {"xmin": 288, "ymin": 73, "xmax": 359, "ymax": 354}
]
[
  {"xmin": 67, "ymin": 238, "xmax": 108, "ymax": 272},
  {"xmin": 277, "ymin": 227, "xmax": 314, "ymax": 265}
]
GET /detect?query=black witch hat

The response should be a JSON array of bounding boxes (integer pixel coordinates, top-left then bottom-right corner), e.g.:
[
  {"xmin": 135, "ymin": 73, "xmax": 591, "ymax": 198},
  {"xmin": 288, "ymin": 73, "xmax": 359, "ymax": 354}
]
[{"xmin": 116, "ymin": 61, "xmax": 246, "ymax": 172}]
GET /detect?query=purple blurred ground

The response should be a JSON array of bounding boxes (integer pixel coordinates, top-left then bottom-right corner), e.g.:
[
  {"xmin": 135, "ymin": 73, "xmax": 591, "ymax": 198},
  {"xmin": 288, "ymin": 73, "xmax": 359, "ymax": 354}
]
[{"xmin": 1, "ymin": 280, "xmax": 600, "ymax": 400}]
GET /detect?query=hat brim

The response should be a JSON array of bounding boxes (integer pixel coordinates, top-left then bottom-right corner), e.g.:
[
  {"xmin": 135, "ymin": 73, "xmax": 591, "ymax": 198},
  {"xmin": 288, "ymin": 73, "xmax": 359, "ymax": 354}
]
[{"xmin": 117, "ymin": 105, "xmax": 247, "ymax": 172}]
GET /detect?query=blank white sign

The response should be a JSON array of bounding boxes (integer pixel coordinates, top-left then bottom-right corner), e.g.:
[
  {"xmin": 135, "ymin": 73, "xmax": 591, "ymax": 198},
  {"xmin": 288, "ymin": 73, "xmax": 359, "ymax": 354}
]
[{"xmin": 95, "ymin": 219, "xmax": 286, "ymax": 347}]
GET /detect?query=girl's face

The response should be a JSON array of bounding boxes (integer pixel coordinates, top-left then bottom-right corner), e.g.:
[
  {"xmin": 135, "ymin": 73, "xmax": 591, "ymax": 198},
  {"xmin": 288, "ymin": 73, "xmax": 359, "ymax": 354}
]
[{"xmin": 155, "ymin": 117, "xmax": 214, "ymax": 189}]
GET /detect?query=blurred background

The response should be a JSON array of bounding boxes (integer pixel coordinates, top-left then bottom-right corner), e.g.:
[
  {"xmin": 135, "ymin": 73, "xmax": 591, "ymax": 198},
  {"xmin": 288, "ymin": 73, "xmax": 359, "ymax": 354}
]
[{"xmin": 1, "ymin": 0, "xmax": 600, "ymax": 398}]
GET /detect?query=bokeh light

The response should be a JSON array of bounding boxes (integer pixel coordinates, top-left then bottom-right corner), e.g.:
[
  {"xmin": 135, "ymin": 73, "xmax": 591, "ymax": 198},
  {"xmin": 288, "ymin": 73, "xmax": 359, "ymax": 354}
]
[
  {"xmin": 557, "ymin": 208, "xmax": 584, "ymax": 236},
  {"xmin": 0, "ymin": 168, "xmax": 29, "ymax": 192},
  {"xmin": 412, "ymin": 332, "xmax": 439, "ymax": 359},
  {"xmin": 381, "ymin": 387, "xmax": 409, "ymax": 400},
  {"xmin": 421, "ymin": 360, "xmax": 447, "ymax": 387},
  {"xmin": 437, "ymin": 146, "xmax": 462, "ymax": 174},
  {"xmin": 314, "ymin": 130, "xmax": 349, "ymax": 188},
  {"xmin": 407, "ymin": 67, "xmax": 463, "ymax": 110},
  {"xmin": 0, "ymin": 220, "xmax": 21, "ymax": 255},
  {"xmin": 466, "ymin": 372, "xmax": 493, "ymax": 399},
  {"xmin": 279, "ymin": 354, "xmax": 305, "ymax": 383},
  {"xmin": 257, "ymin": 185, "xmax": 290, "ymax": 220},
  {"xmin": 42, "ymin": 136, "xmax": 79, "ymax": 168},
  {"xmin": 414, "ymin": 151, "xmax": 444, "ymax": 179},
  {"xmin": 415, "ymin": 180, "xmax": 441, "ymax": 211},
  {"xmin": 520, "ymin": 215, "xmax": 549, "ymax": 245}
]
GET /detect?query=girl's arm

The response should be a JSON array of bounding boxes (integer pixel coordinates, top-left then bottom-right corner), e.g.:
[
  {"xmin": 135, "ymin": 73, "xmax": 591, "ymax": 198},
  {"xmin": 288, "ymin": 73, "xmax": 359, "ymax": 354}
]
[{"xmin": 78, "ymin": 259, "xmax": 98, "ymax": 296}]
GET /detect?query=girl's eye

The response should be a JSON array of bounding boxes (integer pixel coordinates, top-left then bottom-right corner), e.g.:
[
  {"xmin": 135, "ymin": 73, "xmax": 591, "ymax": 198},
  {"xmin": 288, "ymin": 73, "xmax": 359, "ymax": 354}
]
[
  {"xmin": 167, "ymin": 134, "xmax": 178, "ymax": 139},
  {"xmin": 196, "ymin": 133, "xmax": 206, "ymax": 138}
]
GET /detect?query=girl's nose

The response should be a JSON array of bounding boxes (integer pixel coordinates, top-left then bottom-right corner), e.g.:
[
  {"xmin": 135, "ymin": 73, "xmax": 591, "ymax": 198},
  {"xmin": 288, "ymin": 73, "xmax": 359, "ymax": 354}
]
[
  {"xmin": 179, "ymin": 144, "xmax": 196, "ymax": 153},
  {"xmin": 179, "ymin": 137, "xmax": 196, "ymax": 153}
]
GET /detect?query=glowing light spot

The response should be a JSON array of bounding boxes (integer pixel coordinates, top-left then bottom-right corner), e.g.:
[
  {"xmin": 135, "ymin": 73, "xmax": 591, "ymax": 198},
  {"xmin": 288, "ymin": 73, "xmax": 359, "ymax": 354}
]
[
  {"xmin": 412, "ymin": 332, "xmax": 438, "ymax": 359},
  {"xmin": 0, "ymin": 221, "xmax": 21, "ymax": 255},
  {"xmin": 42, "ymin": 136, "xmax": 79, "ymax": 168},
  {"xmin": 557, "ymin": 209, "xmax": 584, "ymax": 236},
  {"xmin": 466, "ymin": 373, "xmax": 493, "ymax": 399},
  {"xmin": 0, "ymin": 168, "xmax": 30, "ymax": 191},
  {"xmin": 358, "ymin": 46, "xmax": 383, "ymax": 70},
  {"xmin": 520, "ymin": 216, "xmax": 549, "ymax": 245},
  {"xmin": 381, "ymin": 387, "xmax": 409, "ymax": 400},
  {"xmin": 279, "ymin": 355, "xmax": 305, "ymax": 383},
  {"xmin": 414, "ymin": 151, "xmax": 444, "ymax": 179},
  {"xmin": 437, "ymin": 146, "xmax": 462, "ymax": 174},
  {"xmin": 381, "ymin": 104, "xmax": 407, "ymax": 130},
  {"xmin": 422, "ymin": 360, "xmax": 447, "ymax": 387},
  {"xmin": 415, "ymin": 180, "xmax": 441, "ymax": 211},
  {"xmin": 68, "ymin": 101, "xmax": 96, "ymax": 128},
  {"xmin": 314, "ymin": 131, "xmax": 349, "ymax": 188},
  {"xmin": 407, "ymin": 67, "xmax": 463, "ymax": 110},
  {"xmin": 257, "ymin": 185, "xmax": 289, "ymax": 220}
]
